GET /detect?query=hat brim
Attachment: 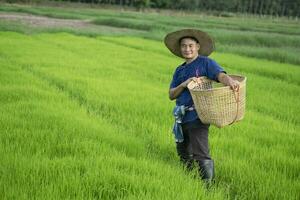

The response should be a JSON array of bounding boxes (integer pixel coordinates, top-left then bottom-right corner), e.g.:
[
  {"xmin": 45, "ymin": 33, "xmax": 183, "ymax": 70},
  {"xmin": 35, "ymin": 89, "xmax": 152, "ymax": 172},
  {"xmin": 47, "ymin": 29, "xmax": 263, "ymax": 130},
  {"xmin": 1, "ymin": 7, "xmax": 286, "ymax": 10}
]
[{"xmin": 164, "ymin": 29, "xmax": 215, "ymax": 58}]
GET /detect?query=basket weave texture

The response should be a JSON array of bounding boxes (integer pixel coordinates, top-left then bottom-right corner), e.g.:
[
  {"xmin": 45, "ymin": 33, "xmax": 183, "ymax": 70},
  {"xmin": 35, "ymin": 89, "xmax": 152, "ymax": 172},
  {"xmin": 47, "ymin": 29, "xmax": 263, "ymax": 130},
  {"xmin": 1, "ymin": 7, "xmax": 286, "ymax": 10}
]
[{"xmin": 187, "ymin": 75, "xmax": 246, "ymax": 128}]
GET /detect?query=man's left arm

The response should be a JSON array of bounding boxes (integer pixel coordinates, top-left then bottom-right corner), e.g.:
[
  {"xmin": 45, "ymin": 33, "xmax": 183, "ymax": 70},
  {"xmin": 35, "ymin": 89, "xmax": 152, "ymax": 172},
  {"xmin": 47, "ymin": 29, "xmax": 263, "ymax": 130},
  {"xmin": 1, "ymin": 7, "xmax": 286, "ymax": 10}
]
[{"xmin": 217, "ymin": 72, "xmax": 240, "ymax": 91}]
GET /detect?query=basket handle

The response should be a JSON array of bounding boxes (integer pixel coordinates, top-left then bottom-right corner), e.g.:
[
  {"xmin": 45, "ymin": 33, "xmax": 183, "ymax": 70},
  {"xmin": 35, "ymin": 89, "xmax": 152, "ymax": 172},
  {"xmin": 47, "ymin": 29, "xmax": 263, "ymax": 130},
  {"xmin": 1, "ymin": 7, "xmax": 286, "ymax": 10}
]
[{"xmin": 229, "ymin": 87, "xmax": 240, "ymax": 125}]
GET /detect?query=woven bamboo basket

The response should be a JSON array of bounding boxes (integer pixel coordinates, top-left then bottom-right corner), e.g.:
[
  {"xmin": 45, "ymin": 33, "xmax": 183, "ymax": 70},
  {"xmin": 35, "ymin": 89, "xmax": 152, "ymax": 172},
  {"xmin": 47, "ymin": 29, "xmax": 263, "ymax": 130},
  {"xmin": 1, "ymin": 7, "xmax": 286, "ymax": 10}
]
[{"xmin": 187, "ymin": 75, "xmax": 246, "ymax": 128}]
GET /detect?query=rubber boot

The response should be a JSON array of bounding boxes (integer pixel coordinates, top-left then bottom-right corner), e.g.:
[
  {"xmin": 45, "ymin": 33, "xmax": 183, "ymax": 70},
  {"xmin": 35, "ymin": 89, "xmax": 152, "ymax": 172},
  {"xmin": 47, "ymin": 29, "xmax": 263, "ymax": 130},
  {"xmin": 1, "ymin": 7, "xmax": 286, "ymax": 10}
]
[
  {"xmin": 176, "ymin": 142, "xmax": 194, "ymax": 171},
  {"xmin": 197, "ymin": 159, "xmax": 215, "ymax": 183}
]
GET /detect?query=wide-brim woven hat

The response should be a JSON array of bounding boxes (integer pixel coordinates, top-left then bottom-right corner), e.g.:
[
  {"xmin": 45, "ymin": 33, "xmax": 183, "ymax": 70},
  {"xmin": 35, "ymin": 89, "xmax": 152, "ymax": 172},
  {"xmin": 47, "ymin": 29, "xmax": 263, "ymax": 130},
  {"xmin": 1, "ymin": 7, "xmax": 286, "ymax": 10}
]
[{"xmin": 164, "ymin": 29, "xmax": 215, "ymax": 58}]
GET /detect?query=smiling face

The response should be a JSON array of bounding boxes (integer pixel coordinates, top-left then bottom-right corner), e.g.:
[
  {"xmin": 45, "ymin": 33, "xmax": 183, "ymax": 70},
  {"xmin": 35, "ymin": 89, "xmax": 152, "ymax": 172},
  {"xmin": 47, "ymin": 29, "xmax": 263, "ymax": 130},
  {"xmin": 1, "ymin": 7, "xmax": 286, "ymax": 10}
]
[{"xmin": 180, "ymin": 37, "xmax": 200, "ymax": 60}]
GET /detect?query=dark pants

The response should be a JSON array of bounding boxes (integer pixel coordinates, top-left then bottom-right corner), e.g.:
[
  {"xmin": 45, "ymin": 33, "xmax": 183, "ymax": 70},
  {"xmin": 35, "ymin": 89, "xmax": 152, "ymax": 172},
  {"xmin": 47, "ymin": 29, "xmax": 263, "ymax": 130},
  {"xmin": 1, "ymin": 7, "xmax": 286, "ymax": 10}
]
[{"xmin": 176, "ymin": 119, "xmax": 211, "ymax": 164}]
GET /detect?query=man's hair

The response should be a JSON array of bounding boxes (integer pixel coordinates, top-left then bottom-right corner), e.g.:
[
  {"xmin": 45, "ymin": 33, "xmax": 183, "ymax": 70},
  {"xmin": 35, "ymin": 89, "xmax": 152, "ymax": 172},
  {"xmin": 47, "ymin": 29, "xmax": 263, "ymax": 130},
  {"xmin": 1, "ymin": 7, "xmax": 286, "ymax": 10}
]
[{"xmin": 179, "ymin": 36, "xmax": 199, "ymax": 44}]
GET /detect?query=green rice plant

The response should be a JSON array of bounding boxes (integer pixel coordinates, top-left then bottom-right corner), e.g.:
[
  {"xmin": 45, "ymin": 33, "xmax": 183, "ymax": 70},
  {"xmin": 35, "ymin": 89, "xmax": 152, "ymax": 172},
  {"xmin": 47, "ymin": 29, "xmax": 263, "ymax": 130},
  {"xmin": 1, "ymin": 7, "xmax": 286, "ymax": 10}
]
[
  {"xmin": 0, "ymin": 31, "xmax": 299, "ymax": 199},
  {"xmin": 217, "ymin": 44, "xmax": 300, "ymax": 65},
  {"xmin": 92, "ymin": 18, "xmax": 153, "ymax": 31}
]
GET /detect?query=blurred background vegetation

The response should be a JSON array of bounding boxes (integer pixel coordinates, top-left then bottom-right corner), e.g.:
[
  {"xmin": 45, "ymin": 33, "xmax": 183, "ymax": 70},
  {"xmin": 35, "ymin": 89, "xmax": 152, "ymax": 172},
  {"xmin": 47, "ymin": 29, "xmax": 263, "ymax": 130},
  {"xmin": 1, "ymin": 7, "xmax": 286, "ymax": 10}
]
[
  {"xmin": 1, "ymin": 0, "xmax": 299, "ymax": 18},
  {"xmin": 1, "ymin": 2, "xmax": 299, "ymax": 66}
]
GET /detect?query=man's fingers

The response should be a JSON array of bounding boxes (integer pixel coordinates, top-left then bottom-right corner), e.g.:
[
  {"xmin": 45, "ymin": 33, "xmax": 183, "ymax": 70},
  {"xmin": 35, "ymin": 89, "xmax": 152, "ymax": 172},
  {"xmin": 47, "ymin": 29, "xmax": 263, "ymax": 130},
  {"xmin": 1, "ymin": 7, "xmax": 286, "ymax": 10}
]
[{"xmin": 233, "ymin": 82, "xmax": 240, "ymax": 91}]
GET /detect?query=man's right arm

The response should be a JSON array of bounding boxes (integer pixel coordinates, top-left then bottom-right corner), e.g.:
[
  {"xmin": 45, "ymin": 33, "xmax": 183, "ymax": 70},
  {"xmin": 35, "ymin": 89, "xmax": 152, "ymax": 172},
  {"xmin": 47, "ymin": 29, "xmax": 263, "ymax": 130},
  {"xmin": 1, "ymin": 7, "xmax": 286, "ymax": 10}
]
[{"xmin": 169, "ymin": 77, "xmax": 196, "ymax": 100}]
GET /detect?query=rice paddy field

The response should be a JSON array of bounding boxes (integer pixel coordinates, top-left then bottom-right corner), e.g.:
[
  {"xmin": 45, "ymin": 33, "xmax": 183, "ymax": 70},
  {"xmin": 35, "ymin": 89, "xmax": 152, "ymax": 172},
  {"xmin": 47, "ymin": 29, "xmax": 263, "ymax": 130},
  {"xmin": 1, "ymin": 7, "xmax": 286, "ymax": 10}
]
[{"xmin": 0, "ymin": 3, "xmax": 299, "ymax": 200}]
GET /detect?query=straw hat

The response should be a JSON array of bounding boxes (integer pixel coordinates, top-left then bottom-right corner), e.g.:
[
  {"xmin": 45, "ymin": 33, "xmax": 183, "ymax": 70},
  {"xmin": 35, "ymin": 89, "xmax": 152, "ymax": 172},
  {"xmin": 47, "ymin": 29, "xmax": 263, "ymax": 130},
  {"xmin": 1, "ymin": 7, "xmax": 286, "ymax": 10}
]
[{"xmin": 164, "ymin": 29, "xmax": 215, "ymax": 58}]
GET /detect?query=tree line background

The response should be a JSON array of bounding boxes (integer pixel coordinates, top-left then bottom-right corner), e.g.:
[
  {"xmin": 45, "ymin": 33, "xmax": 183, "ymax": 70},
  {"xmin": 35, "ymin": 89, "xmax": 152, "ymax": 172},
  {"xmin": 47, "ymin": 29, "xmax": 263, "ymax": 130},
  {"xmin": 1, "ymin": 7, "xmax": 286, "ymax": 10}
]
[{"xmin": 2, "ymin": 0, "xmax": 300, "ymax": 17}]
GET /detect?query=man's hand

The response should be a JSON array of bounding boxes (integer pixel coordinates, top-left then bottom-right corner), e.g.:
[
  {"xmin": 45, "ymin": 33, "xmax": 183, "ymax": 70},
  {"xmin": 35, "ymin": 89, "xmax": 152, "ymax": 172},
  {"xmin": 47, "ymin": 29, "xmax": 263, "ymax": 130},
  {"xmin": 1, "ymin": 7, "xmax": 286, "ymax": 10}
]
[
  {"xmin": 218, "ymin": 73, "xmax": 240, "ymax": 92},
  {"xmin": 169, "ymin": 77, "xmax": 197, "ymax": 100},
  {"xmin": 228, "ymin": 79, "xmax": 240, "ymax": 91},
  {"xmin": 180, "ymin": 77, "xmax": 197, "ymax": 88}
]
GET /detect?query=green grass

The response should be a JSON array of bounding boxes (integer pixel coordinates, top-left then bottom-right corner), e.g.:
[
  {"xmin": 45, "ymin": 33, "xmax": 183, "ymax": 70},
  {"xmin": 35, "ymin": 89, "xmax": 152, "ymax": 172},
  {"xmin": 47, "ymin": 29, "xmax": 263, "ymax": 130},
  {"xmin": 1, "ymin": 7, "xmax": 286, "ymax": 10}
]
[
  {"xmin": 92, "ymin": 18, "xmax": 154, "ymax": 31},
  {"xmin": 0, "ymin": 31, "xmax": 299, "ymax": 199}
]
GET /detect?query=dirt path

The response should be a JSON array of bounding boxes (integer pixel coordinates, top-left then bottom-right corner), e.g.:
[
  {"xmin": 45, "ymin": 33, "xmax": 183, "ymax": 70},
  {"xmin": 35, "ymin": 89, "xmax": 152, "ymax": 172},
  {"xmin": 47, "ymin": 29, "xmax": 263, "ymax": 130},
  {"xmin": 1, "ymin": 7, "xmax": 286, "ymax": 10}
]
[
  {"xmin": 0, "ymin": 12, "xmax": 93, "ymax": 28},
  {"xmin": 0, "ymin": 12, "xmax": 145, "ymax": 34}
]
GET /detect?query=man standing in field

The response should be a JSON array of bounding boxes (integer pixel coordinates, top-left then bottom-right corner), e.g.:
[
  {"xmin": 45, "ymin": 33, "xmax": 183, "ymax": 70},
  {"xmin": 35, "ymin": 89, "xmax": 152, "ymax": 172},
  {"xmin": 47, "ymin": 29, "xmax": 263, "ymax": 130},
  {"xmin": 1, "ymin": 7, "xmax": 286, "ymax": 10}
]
[{"xmin": 165, "ymin": 29, "xmax": 239, "ymax": 182}]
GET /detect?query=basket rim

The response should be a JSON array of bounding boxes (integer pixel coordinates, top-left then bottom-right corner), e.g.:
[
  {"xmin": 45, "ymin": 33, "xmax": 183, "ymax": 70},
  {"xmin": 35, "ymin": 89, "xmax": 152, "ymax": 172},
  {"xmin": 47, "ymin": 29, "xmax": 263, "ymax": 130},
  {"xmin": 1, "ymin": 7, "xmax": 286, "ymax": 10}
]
[{"xmin": 188, "ymin": 74, "xmax": 247, "ymax": 92}]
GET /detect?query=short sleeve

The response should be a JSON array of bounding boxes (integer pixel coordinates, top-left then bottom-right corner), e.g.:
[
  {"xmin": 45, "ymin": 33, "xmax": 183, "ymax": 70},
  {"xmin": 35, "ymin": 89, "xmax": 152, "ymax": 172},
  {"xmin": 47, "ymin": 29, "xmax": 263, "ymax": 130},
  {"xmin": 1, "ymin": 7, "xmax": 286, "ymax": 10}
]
[
  {"xmin": 206, "ymin": 58, "xmax": 226, "ymax": 82},
  {"xmin": 170, "ymin": 68, "xmax": 179, "ymax": 89}
]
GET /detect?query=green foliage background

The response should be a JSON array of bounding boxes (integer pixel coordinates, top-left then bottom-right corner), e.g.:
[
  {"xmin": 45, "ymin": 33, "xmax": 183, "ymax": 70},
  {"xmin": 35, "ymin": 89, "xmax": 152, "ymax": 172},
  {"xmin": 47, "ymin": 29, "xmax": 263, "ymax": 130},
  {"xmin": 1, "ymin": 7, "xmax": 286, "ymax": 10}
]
[{"xmin": 2, "ymin": 0, "xmax": 300, "ymax": 17}]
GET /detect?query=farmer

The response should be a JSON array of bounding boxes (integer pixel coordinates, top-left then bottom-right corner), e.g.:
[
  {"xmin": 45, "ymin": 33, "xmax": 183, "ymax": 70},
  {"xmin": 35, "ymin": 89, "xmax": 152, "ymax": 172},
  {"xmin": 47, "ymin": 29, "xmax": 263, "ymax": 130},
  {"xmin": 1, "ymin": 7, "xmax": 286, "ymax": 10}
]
[{"xmin": 164, "ymin": 29, "xmax": 239, "ymax": 182}]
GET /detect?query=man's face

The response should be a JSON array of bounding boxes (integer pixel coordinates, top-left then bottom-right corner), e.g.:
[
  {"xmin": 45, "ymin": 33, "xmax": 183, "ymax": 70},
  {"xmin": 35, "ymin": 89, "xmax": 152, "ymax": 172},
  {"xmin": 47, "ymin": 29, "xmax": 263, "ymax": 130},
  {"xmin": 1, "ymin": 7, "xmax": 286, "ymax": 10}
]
[{"xmin": 180, "ymin": 38, "xmax": 200, "ymax": 59}]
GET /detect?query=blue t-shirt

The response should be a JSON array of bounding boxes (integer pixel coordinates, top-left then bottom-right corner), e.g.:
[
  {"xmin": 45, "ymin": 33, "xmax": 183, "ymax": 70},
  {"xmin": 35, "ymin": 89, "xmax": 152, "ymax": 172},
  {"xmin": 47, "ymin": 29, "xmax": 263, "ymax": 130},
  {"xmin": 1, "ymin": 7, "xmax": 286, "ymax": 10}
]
[{"xmin": 170, "ymin": 55, "xmax": 226, "ymax": 124}]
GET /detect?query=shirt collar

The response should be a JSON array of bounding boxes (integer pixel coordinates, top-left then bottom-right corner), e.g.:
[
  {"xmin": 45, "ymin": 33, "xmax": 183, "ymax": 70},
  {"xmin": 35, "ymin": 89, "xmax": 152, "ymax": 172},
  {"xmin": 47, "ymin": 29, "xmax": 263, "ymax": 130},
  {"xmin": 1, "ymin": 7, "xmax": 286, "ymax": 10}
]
[{"xmin": 181, "ymin": 55, "xmax": 200, "ymax": 68}]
